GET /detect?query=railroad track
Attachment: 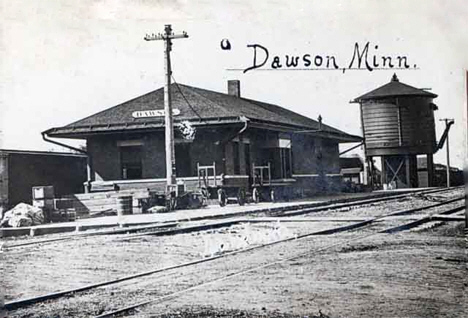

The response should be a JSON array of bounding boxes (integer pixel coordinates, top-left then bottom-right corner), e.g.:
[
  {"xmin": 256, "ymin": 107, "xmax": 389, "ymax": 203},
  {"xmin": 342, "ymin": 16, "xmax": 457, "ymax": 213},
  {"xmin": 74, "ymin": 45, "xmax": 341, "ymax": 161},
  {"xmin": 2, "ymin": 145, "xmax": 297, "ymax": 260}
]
[
  {"xmin": 94, "ymin": 200, "xmax": 465, "ymax": 318},
  {"xmin": 2, "ymin": 222, "xmax": 179, "ymax": 249},
  {"xmin": 3, "ymin": 186, "xmax": 460, "ymax": 250},
  {"xmin": 4, "ymin": 189, "xmax": 464, "ymax": 316},
  {"xmin": 95, "ymin": 208, "xmax": 466, "ymax": 318},
  {"xmin": 90, "ymin": 200, "xmax": 467, "ymax": 318}
]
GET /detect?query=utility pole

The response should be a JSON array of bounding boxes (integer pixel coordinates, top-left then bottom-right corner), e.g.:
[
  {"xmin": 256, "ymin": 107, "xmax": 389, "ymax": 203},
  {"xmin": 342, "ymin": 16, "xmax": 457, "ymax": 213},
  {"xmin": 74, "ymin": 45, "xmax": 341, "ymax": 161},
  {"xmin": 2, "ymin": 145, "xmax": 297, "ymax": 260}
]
[
  {"xmin": 465, "ymin": 71, "xmax": 468, "ymax": 228},
  {"xmin": 144, "ymin": 25, "xmax": 188, "ymax": 189},
  {"xmin": 439, "ymin": 118, "xmax": 455, "ymax": 188}
]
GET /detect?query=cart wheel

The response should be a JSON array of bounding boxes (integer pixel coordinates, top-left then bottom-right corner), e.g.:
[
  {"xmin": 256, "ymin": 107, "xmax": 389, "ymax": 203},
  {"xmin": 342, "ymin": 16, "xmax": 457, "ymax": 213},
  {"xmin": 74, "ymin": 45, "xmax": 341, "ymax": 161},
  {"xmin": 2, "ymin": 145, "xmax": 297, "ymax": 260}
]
[
  {"xmin": 252, "ymin": 187, "xmax": 260, "ymax": 204},
  {"xmin": 237, "ymin": 188, "xmax": 246, "ymax": 206},
  {"xmin": 165, "ymin": 191, "xmax": 176, "ymax": 211},
  {"xmin": 270, "ymin": 189, "xmax": 276, "ymax": 203},
  {"xmin": 218, "ymin": 188, "xmax": 227, "ymax": 207}
]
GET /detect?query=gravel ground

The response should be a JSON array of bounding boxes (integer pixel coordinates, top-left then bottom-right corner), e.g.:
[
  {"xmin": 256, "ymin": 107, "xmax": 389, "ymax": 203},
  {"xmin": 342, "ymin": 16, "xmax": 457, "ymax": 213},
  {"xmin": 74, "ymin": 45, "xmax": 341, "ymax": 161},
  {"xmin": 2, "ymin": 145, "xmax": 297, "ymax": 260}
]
[
  {"xmin": 7, "ymin": 233, "xmax": 353, "ymax": 317},
  {"xmin": 3, "ymin": 219, "xmax": 349, "ymax": 302},
  {"xmin": 307, "ymin": 189, "xmax": 463, "ymax": 219},
  {"xmin": 133, "ymin": 223, "xmax": 467, "ymax": 318},
  {"xmin": 3, "ymin": 188, "xmax": 465, "ymax": 317},
  {"xmin": 7, "ymin": 221, "xmax": 466, "ymax": 317},
  {"xmin": 2, "ymin": 231, "xmax": 202, "ymax": 301}
]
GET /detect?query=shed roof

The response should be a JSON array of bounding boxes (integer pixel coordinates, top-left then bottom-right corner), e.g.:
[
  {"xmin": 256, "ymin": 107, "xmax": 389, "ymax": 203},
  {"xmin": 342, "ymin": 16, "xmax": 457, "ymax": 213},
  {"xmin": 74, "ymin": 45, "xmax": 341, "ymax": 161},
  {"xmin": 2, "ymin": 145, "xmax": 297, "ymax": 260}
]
[
  {"xmin": 0, "ymin": 149, "xmax": 86, "ymax": 158},
  {"xmin": 45, "ymin": 83, "xmax": 361, "ymax": 142},
  {"xmin": 353, "ymin": 74, "xmax": 437, "ymax": 102},
  {"xmin": 339, "ymin": 157, "xmax": 363, "ymax": 169}
]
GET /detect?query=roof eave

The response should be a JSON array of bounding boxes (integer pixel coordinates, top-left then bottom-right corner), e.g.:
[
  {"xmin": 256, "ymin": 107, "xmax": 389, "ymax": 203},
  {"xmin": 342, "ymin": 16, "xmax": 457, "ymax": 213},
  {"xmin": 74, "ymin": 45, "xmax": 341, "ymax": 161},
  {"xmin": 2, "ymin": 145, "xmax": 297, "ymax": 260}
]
[
  {"xmin": 44, "ymin": 117, "xmax": 245, "ymax": 139},
  {"xmin": 248, "ymin": 119, "xmax": 362, "ymax": 143},
  {"xmin": 353, "ymin": 90, "xmax": 438, "ymax": 102},
  {"xmin": 46, "ymin": 117, "xmax": 362, "ymax": 143}
]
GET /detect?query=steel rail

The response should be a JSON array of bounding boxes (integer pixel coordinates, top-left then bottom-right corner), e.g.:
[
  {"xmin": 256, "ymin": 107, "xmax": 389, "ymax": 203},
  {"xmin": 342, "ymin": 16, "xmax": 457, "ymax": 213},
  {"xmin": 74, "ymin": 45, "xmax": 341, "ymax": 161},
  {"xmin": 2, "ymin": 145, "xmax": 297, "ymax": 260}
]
[
  {"xmin": 93, "ymin": 203, "xmax": 465, "ymax": 318},
  {"xmin": 112, "ymin": 192, "xmax": 464, "ymax": 241},
  {"xmin": 4, "ymin": 193, "xmax": 464, "ymax": 312},
  {"xmin": 4, "ymin": 186, "xmax": 456, "ymax": 250},
  {"xmin": 3, "ymin": 222, "xmax": 178, "ymax": 249},
  {"xmin": 274, "ymin": 188, "xmax": 463, "ymax": 218},
  {"xmin": 381, "ymin": 205, "xmax": 465, "ymax": 233}
]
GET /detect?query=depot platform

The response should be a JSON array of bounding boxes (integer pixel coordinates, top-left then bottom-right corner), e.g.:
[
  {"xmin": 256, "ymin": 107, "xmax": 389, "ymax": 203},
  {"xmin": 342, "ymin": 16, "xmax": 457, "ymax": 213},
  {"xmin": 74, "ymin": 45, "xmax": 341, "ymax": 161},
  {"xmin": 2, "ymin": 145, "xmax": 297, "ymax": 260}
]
[{"xmin": 0, "ymin": 188, "xmax": 437, "ymax": 238}]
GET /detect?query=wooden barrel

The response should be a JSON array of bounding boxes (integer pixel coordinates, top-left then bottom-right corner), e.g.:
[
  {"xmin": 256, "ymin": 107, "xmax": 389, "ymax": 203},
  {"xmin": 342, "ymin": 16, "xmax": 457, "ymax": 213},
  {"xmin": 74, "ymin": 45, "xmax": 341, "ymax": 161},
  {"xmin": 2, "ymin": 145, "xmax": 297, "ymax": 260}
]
[{"xmin": 116, "ymin": 196, "xmax": 132, "ymax": 216}]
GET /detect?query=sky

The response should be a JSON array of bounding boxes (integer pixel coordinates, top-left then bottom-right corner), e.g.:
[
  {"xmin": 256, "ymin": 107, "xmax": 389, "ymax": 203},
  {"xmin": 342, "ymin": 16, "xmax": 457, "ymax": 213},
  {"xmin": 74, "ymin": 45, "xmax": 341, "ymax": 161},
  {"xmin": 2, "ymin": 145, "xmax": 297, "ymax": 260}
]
[{"xmin": 1, "ymin": 0, "xmax": 467, "ymax": 169}]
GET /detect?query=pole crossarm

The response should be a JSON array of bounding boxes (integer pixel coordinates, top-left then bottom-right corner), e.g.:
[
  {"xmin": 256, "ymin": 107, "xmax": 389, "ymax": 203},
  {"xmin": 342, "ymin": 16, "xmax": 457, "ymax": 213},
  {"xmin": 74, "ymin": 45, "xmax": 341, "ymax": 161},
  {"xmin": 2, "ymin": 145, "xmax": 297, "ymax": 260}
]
[
  {"xmin": 437, "ymin": 118, "xmax": 455, "ymax": 150},
  {"xmin": 144, "ymin": 32, "xmax": 189, "ymax": 41}
]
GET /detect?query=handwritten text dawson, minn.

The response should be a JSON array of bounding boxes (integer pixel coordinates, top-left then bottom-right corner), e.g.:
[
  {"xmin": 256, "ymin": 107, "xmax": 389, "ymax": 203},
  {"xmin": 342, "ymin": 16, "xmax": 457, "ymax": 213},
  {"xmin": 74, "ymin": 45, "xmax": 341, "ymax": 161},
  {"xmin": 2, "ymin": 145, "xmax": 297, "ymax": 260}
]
[{"xmin": 234, "ymin": 42, "xmax": 417, "ymax": 73}]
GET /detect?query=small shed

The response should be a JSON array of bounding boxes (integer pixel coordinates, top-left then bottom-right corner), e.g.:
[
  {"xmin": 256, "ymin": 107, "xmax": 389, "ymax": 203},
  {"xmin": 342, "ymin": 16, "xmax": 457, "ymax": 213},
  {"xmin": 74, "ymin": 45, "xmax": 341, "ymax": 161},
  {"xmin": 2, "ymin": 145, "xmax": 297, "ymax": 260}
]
[
  {"xmin": 0, "ymin": 149, "xmax": 87, "ymax": 211},
  {"xmin": 417, "ymin": 157, "xmax": 463, "ymax": 187},
  {"xmin": 340, "ymin": 157, "xmax": 364, "ymax": 184}
]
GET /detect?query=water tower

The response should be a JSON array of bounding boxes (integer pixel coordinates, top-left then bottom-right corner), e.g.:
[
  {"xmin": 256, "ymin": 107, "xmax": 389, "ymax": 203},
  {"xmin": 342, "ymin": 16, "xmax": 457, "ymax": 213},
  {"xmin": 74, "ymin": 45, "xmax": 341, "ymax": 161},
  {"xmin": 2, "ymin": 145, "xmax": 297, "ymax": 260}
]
[{"xmin": 353, "ymin": 74, "xmax": 438, "ymax": 189}]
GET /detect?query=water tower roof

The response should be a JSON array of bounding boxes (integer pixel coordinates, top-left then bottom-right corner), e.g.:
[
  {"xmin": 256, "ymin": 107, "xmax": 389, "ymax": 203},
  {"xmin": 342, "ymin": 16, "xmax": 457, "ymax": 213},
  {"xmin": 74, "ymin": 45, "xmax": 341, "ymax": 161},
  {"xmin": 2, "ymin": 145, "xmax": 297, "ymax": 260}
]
[{"xmin": 353, "ymin": 74, "xmax": 438, "ymax": 102}]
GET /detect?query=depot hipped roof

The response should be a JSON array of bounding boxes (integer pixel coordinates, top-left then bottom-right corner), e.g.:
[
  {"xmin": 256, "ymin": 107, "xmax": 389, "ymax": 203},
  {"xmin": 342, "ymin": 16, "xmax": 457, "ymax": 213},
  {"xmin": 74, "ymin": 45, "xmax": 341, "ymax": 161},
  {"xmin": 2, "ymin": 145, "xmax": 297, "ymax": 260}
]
[{"xmin": 45, "ymin": 83, "xmax": 361, "ymax": 142}]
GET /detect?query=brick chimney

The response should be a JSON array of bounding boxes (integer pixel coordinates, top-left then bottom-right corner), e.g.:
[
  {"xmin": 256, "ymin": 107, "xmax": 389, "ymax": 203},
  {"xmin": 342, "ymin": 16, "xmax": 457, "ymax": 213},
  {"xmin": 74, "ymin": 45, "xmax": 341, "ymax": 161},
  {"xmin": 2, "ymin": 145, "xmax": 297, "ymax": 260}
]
[{"xmin": 227, "ymin": 80, "xmax": 241, "ymax": 97}]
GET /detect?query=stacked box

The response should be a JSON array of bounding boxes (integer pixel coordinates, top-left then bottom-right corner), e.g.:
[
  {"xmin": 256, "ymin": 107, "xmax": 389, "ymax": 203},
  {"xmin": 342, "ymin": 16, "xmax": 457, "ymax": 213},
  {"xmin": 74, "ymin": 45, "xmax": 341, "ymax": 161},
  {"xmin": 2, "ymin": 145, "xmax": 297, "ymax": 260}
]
[
  {"xmin": 32, "ymin": 186, "xmax": 54, "ymax": 200},
  {"xmin": 32, "ymin": 186, "xmax": 55, "ymax": 220},
  {"xmin": 33, "ymin": 199, "xmax": 54, "ymax": 209}
]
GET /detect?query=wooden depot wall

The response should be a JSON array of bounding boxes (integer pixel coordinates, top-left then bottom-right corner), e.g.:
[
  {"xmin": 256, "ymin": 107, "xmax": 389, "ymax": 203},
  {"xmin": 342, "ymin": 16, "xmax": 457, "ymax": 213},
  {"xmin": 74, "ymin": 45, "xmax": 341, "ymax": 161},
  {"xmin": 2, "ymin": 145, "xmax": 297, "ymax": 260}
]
[{"xmin": 85, "ymin": 126, "xmax": 342, "ymax": 194}]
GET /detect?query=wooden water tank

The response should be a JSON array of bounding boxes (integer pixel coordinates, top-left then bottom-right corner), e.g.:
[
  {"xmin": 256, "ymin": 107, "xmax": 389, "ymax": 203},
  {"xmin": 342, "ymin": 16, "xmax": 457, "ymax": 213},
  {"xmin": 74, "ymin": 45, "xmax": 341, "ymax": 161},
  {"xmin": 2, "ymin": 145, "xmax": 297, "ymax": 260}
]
[{"xmin": 354, "ymin": 74, "xmax": 438, "ymax": 157}]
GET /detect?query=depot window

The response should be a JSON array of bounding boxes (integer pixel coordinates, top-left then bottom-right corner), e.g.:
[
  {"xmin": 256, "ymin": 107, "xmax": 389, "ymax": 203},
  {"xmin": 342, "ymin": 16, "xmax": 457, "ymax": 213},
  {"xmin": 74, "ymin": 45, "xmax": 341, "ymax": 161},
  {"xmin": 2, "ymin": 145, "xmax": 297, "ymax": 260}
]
[
  {"xmin": 265, "ymin": 137, "xmax": 292, "ymax": 179},
  {"xmin": 119, "ymin": 143, "xmax": 143, "ymax": 180}
]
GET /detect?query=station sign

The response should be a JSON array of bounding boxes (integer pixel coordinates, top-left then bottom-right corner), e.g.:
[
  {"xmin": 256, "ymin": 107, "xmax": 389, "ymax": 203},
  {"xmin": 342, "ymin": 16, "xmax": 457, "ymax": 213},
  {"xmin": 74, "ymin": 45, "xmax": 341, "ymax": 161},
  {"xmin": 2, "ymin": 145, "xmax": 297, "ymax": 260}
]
[{"xmin": 132, "ymin": 109, "xmax": 181, "ymax": 118}]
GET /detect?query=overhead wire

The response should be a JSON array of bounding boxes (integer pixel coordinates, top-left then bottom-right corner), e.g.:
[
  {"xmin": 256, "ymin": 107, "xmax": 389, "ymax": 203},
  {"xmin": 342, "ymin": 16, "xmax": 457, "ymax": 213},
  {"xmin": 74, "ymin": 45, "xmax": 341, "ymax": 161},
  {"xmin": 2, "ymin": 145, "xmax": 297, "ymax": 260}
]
[{"xmin": 171, "ymin": 75, "xmax": 205, "ymax": 122}]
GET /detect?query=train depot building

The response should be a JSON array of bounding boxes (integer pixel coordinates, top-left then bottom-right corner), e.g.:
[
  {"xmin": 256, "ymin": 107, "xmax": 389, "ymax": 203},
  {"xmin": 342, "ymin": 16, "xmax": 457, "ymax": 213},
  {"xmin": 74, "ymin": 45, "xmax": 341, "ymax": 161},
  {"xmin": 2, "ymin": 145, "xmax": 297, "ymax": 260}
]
[{"xmin": 44, "ymin": 80, "xmax": 361, "ymax": 200}]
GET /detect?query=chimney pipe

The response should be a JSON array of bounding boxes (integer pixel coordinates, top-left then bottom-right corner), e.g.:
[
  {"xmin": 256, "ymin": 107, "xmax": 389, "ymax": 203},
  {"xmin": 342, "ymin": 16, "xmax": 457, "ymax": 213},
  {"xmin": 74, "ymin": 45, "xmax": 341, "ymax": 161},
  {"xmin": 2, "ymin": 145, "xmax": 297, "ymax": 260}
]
[{"xmin": 228, "ymin": 80, "xmax": 241, "ymax": 97}]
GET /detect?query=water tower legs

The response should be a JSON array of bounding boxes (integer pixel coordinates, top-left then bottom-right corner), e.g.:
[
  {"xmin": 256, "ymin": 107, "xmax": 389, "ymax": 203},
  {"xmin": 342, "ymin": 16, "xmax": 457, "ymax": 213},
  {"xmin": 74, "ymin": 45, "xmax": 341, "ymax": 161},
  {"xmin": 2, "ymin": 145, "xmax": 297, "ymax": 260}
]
[
  {"xmin": 407, "ymin": 155, "xmax": 418, "ymax": 188},
  {"xmin": 427, "ymin": 154, "xmax": 434, "ymax": 187},
  {"xmin": 380, "ymin": 155, "xmax": 419, "ymax": 189}
]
